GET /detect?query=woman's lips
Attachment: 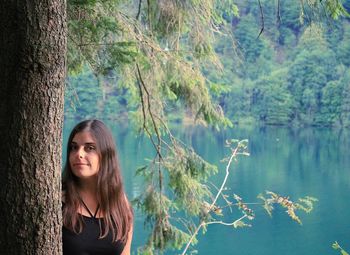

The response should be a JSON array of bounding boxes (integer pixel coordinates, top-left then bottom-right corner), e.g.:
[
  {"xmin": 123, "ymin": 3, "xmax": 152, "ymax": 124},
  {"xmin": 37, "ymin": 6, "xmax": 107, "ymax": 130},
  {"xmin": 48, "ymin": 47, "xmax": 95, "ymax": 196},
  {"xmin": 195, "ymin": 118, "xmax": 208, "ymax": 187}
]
[{"xmin": 73, "ymin": 162, "xmax": 89, "ymax": 166}]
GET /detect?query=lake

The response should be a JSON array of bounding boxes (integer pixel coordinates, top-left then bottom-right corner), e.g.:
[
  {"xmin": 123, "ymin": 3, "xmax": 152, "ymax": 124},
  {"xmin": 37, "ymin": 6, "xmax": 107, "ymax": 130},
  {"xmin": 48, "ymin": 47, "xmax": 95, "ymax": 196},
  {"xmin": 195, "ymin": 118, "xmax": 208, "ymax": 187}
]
[{"xmin": 63, "ymin": 121, "xmax": 350, "ymax": 255}]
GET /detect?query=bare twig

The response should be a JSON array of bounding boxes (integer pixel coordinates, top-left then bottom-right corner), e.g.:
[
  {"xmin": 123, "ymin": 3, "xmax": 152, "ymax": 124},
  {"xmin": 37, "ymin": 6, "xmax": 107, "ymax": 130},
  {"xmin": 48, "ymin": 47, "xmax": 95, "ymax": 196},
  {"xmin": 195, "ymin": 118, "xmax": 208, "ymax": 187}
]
[
  {"xmin": 206, "ymin": 214, "xmax": 248, "ymax": 227},
  {"xmin": 181, "ymin": 145, "xmax": 240, "ymax": 255},
  {"xmin": 208, "ymin": 182, "xmax": 233, "ymax": 213}
]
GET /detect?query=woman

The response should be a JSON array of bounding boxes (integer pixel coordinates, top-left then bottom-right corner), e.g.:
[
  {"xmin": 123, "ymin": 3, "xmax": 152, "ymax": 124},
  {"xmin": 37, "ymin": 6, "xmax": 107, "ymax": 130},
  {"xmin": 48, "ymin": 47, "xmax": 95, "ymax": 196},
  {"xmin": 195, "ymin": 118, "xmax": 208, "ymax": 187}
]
[{"xmin": 62, "ymin": 119, "xmax": 133, "ymax": 255}]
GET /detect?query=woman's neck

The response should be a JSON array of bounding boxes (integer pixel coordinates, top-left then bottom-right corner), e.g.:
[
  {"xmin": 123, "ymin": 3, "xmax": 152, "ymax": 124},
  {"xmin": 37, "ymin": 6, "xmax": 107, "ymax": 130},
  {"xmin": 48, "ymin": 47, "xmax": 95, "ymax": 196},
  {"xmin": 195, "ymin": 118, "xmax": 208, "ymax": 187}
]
[
  {"xmin": 76, "ymin": 180, "xmax": 101, "ymax": 217},
  {"xmin": 77, "ymin": 177, "xmax": 98, "ymax": 194},
  {"xmin": 78, "ymin": 177, "xmax": 98, "ymax": 198}
]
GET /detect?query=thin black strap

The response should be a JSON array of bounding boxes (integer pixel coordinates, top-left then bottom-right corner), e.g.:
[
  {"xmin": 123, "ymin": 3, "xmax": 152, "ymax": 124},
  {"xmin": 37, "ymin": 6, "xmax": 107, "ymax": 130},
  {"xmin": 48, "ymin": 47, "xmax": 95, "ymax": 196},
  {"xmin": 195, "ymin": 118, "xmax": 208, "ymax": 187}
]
[
  {"xmin": 93, "ymin": 204, "xmax": 100, "ymax": 218},
  {"xmin": 78, "ymin": 196, "xmax": 99, "ymax": 219}
]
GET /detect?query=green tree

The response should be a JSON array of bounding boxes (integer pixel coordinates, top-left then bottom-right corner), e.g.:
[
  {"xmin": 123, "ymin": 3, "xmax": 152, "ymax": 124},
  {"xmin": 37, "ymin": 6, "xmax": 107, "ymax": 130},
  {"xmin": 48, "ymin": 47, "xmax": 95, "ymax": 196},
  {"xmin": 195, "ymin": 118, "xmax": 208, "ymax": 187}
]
[
  {"xmin": 340, "ymin": 68, "xmax": 350, "ymax": 126},
  {"xmin": 319, "ymin": 78, "xmax": 343, "ymax": 126},
  {"xmin": 287, "ymin": 24, "xmax": 337, "ymax": 125},
  {"xmin": 337, "ymin": 25, "xmax": 350, "ymax": 66},
  {"xmin": 233, "ymin": 14, "xmax": 276, "ymax": 81},
  {"xmin": 253, "ymin": 68, "xmax": 294, "ymax": 125}
]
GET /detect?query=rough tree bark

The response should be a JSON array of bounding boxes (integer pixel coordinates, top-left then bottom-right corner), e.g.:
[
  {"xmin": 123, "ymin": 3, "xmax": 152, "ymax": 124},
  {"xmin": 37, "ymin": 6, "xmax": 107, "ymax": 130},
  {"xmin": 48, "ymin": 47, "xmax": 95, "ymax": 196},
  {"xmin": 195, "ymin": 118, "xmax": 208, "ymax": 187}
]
[{"xmin": 0, "ymin": 0, "xmax": 66, "ymax": 254}]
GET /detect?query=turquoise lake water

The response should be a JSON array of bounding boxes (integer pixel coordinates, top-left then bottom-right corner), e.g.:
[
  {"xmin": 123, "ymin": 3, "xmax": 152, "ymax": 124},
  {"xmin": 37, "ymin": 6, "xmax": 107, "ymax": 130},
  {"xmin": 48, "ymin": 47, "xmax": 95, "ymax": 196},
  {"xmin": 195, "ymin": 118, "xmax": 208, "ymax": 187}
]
[{"xmin": 63, "ymin": 121, "xmax": 350, "ymax": 255}]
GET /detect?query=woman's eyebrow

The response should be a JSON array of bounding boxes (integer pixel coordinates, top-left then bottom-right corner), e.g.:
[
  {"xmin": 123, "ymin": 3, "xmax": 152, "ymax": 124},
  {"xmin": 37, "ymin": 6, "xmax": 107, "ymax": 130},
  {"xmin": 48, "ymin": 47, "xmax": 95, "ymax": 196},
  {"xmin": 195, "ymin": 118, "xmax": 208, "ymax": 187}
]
[{"xmin": 70, "ymin": 141, "xmax": 96, "ymax": 145}]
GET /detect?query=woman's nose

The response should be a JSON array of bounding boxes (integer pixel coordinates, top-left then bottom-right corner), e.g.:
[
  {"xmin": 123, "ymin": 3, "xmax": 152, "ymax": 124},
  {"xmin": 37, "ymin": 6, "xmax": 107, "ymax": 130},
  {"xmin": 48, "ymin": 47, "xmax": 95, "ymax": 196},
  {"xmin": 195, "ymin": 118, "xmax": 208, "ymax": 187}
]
[{"xmin": 76, "ymin": 147, "xmax": 85, "ymax": 158}]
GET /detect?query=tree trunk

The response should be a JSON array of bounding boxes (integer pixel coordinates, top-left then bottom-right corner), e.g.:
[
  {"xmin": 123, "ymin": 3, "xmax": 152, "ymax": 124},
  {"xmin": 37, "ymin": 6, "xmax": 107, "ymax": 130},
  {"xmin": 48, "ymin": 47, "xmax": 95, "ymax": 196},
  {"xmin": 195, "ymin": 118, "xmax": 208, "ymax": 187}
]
[{"xmin": 0, "ymin": 0, "xmax": 66, "ymax": 254}]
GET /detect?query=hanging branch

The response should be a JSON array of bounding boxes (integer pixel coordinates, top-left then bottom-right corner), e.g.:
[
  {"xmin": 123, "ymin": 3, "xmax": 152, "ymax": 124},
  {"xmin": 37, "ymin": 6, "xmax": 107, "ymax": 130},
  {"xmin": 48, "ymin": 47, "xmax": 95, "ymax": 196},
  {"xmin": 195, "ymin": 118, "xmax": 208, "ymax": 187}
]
[
  {"xmin": 147, "ymin": 0, "xmax": 151, "ymax": 29},
  {"xmin": 135, "ymin": 63, "xmax": 162, "ymax": 156},
  {"xmin": 136, "ymin": 63, "xmax": 165, "ymax": 243},
  {"xmin": 257, "ymin": 0, "xmax": 265, "ymax": 38},
  {"xmin": 136, "ymin": 0, "xmax": 142, "ymax": 20},
  {"xmin": 276, "ymin": 0, "xmax": 281, "ymax": 27},
  {"xmin": 135, "ymin": 63, "xmax": 163, "ymax": 160}
]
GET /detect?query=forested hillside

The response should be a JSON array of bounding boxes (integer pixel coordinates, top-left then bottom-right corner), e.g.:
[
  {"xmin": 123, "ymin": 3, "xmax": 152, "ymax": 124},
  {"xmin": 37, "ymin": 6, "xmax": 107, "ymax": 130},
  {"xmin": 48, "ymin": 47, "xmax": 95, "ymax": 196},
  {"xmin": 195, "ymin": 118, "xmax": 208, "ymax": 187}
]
[
  {"xmin": 65, "ymin": 0, "xmax": 350, "ymax": 127},
  {"xmin": 212, "ymin": 1, "xmax": 350, "ymax": 127}
]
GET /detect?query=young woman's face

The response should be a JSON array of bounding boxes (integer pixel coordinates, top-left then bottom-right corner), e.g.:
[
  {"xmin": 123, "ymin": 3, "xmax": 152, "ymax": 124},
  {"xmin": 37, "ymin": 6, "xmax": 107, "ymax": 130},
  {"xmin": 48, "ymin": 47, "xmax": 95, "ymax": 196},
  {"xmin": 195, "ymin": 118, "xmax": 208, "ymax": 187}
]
[{"xmin": 69, "ymin": 131, "xmax": 100, "ymax": 180}]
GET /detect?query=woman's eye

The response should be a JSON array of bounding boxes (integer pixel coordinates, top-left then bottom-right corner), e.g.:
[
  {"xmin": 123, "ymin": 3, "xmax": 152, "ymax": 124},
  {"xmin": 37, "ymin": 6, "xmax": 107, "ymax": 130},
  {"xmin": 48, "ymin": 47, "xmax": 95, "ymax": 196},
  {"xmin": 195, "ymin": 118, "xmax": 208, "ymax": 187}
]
[
  {"xmin": 86, "ymin": 145, "xmax": 96, "ymax": 151},
  {"xmin": 70, "ymin": 144, "xmax": 78, "ymax": 151}
]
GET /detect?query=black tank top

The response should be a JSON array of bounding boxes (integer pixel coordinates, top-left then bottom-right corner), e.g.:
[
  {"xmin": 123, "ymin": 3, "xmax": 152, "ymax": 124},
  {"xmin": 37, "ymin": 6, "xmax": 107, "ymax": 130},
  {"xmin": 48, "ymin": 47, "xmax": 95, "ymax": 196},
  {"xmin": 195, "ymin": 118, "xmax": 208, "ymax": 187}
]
[{"xmin": 62, "ymin": 201, "xmax": 125, "ymax": 255}]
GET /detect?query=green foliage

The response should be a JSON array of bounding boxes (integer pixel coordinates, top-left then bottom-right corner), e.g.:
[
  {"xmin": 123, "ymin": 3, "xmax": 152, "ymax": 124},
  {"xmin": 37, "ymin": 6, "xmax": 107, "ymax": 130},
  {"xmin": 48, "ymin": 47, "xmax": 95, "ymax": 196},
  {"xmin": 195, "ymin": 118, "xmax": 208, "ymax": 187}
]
[
  {"xmin": 166, "ymin": 146, "xmax": 218, "ymax": 215},
  {"xmin": 221, "ymin": 20, "xmax": 350, "ymax": 127},
  {"xmin": 64, "ymin": 69, "xmax": 103, "ymax": 119},
  {"xmin": 65, "ymin": 67, "xmax": 132, "ymax": 120},
  {"xmin": 324, "ymin": 0, "xmax": 350, "ymax": 20},
  {"xmin": 66, "ymin": 0, "xmax": 350, "ymax": 128},
  {"xmin": 132, "ymin": 137, "xmax": 219, "ymax": 253},
  {"xmin": 319, "ymin": 80, "xmax": 343, "ymax": 125},
  {"xmin": 234, "ymin": 14, "xmax": 266, "ymax": 64},
  {"xmin": 66, "ymin": 0, "xmax": 236, "ymax": 128},
  {"xmin": 67, "ymin": 2, "xmax": 138, "ymax": 74},
  {"xmin": 279, "ymin": 1, "xmax": 302, "ymax": 33},
  {"xmin": 133, "ymin": 186, "xmax": 193, "ymax": 253},
  {"xmin": 213, "ymin": 0, "xmax": 239, "ymax": 23},
  {"xmin": 252, "ymin": 68, "xmax": 294, "ymax": 125},
  {"xmin": 340, "ymin": 70, "xmax": 350, "ymax": 126},
  {"xmin": 298, "ymin": 0, "xmax": 350, "ymax": 24},
  {"xmin": 336, "ymin": 25, "xmax": 350, "ymax": 66},
  {"xmin": 206, "ymin": 2, "xmax": 350, "ymax": 127}
]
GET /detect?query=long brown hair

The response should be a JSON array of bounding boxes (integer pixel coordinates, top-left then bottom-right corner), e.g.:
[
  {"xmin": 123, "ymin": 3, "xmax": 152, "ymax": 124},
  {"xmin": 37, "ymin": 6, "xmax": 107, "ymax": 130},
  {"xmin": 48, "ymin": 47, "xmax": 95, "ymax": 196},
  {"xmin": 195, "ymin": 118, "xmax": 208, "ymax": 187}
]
[{"xmin": 62, "ymin": 119, "xmax": 133, "ymax": 243}]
